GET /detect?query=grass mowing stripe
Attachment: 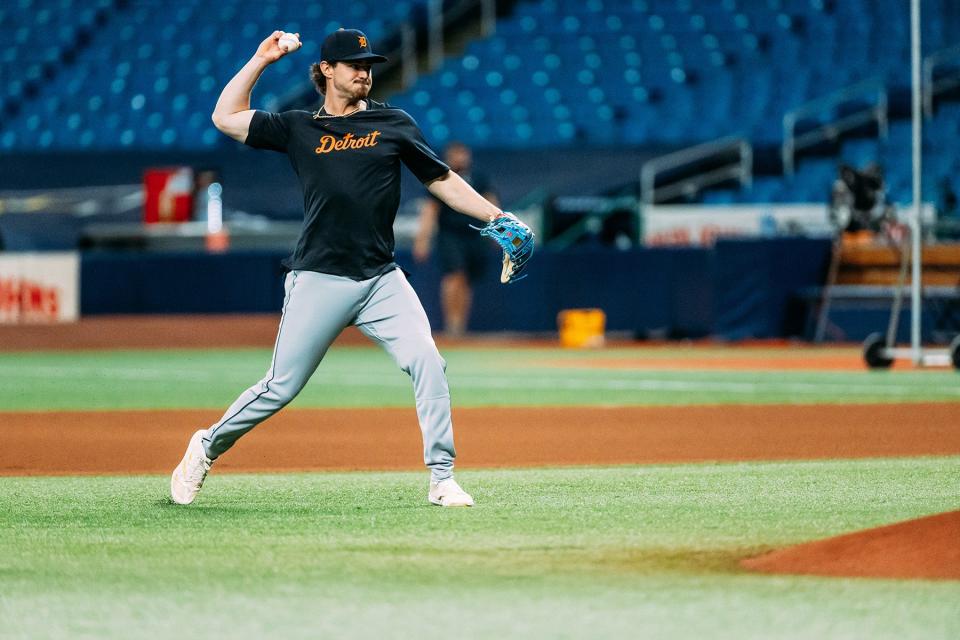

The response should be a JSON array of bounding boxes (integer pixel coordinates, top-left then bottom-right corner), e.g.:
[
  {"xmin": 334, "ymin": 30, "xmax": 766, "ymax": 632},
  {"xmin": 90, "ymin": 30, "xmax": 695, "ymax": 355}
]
[
  {"xmin": 7, "ymin": 366, "xmax": 960, "ymax": 397},
  {"xmin": 1, "ymin": 366, "xmax": 214, "ymax": 382},
  {"xmin": 2, "ymin": 347, "xmax": 960, "ymax": 410},
  {"xmin": 1, "ymin": 457, "xmax": 958, "ymax": 639}
]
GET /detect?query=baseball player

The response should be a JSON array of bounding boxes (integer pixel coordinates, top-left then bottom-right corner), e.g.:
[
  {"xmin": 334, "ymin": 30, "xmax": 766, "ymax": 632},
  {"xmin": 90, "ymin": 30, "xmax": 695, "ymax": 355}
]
[{"xmin": 170, "ymin": 28, "xmax": 508, "ymax": 507}]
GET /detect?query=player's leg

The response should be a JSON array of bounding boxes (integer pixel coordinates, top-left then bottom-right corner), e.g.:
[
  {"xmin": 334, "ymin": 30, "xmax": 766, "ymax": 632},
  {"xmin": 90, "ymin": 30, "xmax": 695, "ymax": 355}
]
[
  {"xmin": 173, "ymin": 270, "xmax": 363, "ymax": 504},
  {"xmin": 440, "ymin": 271, "xmax": 470, "ymax": 337},
  {"xmin": 354, "ymin": 269, "xmax": 458, "ymax": 481},
  {"xmin": 354, "ymin": 269, "xmax": 473, "ymax": 506},
  {"xmin": 457, "ymin": 239, "xmax": 491, "ymax": 334},
  {"xmin": 437, "ymin": 234, "xmax": 471, "ymax": 337},
  {"xmin": 203, "ymin": 270, "xmax": 361, "ymax": 457}
]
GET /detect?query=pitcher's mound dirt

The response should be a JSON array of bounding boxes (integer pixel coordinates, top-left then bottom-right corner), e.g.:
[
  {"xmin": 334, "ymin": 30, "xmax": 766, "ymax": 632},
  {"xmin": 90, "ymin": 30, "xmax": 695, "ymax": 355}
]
[{"xmin": 741, "ymin": 510, "xmax": 960, "ymax": 580}]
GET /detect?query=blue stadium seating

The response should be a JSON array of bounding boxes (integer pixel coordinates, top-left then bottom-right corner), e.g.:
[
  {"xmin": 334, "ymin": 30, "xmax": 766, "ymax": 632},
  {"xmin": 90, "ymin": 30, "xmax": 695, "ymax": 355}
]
[
  {"xmin": 397, "ymin": 0, "xmax": 960, "ymax": 207},
  {"xmin": 1, "ymin": 0, "xmax": 957, "ymax": 208},
  {"xmin": 0, "ymin": 0, "xmax": 417, "ymax": 150},
  {"xmin": 391, "ymin": 0, "xmax": 952, "ymax": 152}
]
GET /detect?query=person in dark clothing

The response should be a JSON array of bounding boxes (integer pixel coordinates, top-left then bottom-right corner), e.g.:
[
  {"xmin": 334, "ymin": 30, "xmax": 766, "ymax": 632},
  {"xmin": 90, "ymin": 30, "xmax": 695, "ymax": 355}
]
[
  {"xmin": 936, "ymin": 176, "xmax": 959, "ymax": 240},
  {"xmin": 830, "ymin": 163, "xmax": 890, "ymax": 234},
  {"xmin": 413, "ymin": 141, "xmax": 499, "ymax": 337}
]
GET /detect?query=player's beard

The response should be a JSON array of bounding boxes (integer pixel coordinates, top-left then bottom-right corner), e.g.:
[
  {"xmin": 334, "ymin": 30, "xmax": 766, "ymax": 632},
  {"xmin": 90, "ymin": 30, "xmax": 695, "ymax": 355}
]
[
  {"xmin": 353, "ymin": 81, "xmax": 371, "ymax": 99},
  {"xmin": 335, "ymin": 77, "xmax": 371, "ymax": 102}
]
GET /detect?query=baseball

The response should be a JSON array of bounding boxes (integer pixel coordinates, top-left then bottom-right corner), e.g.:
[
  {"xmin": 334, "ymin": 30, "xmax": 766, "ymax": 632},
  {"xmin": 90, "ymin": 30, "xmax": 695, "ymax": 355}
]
[{"xmin": 278, "ymin": 33, "xmax": 301, "ymax": 53}]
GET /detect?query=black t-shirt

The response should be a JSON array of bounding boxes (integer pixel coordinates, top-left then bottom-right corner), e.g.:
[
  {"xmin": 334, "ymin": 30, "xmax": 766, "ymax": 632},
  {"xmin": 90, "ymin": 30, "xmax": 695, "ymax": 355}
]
[
  {"xmin": 435, "ymin": 172, "xmax": 494, "ymax": 239},
  {"xmin": 245, "ymin": 101, "xmax": 449, "ymax": 279}
]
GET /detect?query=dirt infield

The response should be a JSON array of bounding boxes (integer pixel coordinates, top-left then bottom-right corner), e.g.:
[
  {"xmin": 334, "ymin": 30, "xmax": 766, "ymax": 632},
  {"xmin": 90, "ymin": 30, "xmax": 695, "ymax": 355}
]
[
  {"xmin": 0, "ymin": 315, "xmax": 559, "ymax": 351},
  {"xmin": 0, "ymin": 315, "xmax": 860, "ymax": 359},
  {"xmin": 0, "ymin": 314, "xmax": 289, "ymax": 351},
  {"xmin": 3, "ymin": 403, "xmax": 958, "ymax": 476},
  {"xmin": 742, "ymin": 510, "xmax": 960, "ymax": 580}
]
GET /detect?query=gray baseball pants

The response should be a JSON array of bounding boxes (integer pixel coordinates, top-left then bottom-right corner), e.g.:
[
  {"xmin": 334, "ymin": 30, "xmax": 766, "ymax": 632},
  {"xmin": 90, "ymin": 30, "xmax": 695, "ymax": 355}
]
[{"xmin": 201, "ymin": 268, "xmax": 456, "ymax": 481}]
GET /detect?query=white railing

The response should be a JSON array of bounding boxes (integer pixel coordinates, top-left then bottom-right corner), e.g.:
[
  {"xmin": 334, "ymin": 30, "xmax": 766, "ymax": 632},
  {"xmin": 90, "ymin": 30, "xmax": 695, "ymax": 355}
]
[
  {"xmin": 404, "ymin": 0, "xmax": 496, "ymax": 90},
  {"xmin": 923, "ymin": 43, "xmax": 960, "ymax": 117},
  {"xmin": 782, "ymin": 79, "xmax": 888, "ymax": 176},
  {"xmin": 480, "ymin": 0, "xmax": 496, "ymax": 36},
  {"xmin": 0, "ymin": 184, "xmax": 143, "ymax": 216},
  {"xmin": 640, "ymin": 136, "xmax": 752, "ymax": 205},
  {"xmin": 427, "ymin": 0, "xmax": 444, "ymax": 71}
]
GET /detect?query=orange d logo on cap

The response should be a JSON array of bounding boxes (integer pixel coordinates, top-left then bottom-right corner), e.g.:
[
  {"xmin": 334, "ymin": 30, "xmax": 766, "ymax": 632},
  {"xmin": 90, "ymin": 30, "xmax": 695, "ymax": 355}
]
[{"xmin": 358, "ymin": 35, "xmax": 367, "ymax": 47}]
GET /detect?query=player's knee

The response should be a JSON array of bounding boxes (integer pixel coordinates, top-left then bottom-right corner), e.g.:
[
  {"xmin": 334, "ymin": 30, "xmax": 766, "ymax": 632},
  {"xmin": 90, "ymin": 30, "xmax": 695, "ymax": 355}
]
[
  {"xmin": 257, "ymin": 375, "xmax": 305, "ymax": 406},
  {"xmin": 397, "ymin": 341, "xmax": 445, "ymax": 376}
]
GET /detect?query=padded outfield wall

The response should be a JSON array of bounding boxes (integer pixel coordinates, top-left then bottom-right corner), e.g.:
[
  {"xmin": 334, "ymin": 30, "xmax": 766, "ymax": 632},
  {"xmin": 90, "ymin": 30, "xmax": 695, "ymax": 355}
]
[{"xmin": 77, "ymin": 238, "xmax": 834, "ymax": 340}]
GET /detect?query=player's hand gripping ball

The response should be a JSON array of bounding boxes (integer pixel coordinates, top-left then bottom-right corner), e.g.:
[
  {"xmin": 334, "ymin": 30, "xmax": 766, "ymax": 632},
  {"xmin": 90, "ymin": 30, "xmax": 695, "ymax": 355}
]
[
  {"xmin": 475, "ymin": 212, "xmax": 535, "ymax": 284},
  {"xmin": 278, "ymin": 32, "xmax": 301, "ymax": 53}
]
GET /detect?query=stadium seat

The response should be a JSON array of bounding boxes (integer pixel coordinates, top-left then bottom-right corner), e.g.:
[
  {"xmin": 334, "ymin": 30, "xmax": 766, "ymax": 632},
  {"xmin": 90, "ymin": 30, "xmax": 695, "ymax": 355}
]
[
  {"xmin": 0, "ymin": 0, "xmax": 429, "ymax": 150},
  {"xmin": 0, "ymin": 0, "xmax": 957, "ymax": 202}
]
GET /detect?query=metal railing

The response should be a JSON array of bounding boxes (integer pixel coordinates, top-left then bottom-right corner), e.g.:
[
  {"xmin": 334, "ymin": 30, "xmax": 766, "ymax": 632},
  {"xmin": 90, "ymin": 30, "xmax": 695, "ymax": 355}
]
[
  {"xmin": 782, "ymin": 78, "xmax": 888, "ymax": 176},
  {"xmin": 406, "ymin": 0, "xmax": 498, "ymax": 89},
  {"xmin": 923, "ymin": 43, "xmax": 960, "ymax": 117},
  {"xmin": 546, "ymin": 195, "xmax": 640, "ymax": 251},
  {"xmin": 400, "ymin": 23, "xmax": 417, "ymax": 88},
  {"xmin": 281, "ymin": 0, "xmax": 494, "ymax": 107},
  {"xmin": 640, "ymin": 136, "xmax": 752, "ymax": 205},
  {"xmin": 427, "ymin": 0, "xmax": 444, "ymax": 71},
  {"xmin": 0, "ymin": 184, "xmax": 143, "ymax": 216}
]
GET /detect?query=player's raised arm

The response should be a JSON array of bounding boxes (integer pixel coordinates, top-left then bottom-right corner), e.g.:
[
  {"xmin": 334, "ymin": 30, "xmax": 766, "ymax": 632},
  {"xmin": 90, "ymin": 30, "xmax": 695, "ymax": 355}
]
[{"xmin": 212, "ymin": 31, "xmax": 300, "ymax": 143}]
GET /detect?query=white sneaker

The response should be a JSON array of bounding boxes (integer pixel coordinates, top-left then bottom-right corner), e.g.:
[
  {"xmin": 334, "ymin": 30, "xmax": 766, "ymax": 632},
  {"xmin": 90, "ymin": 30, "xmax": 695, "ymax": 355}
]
[
  {"xmin": 170, "ymin": 429, "xmax": 213, "ymax": 505},
  {"xmin": 428, "ymin": 478, "xmax": 474, "ymax": 507}
]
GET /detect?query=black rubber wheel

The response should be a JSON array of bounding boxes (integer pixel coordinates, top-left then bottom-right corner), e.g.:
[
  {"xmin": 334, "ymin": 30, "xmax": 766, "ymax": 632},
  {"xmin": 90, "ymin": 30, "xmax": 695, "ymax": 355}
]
[
  {"xmin": 863, "ymin": 332, "xmax": 894, "ymax": 369},
  {"xmin": 950, "ymin": 334, "xmax": 960, "ymax": 371}
]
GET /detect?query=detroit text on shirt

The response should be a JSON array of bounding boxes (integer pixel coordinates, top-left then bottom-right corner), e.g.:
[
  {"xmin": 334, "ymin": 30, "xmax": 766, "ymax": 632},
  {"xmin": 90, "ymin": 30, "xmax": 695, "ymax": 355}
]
[{"xmin": 315, "ymin": 131, "xmax": 382, "ymax": 154}]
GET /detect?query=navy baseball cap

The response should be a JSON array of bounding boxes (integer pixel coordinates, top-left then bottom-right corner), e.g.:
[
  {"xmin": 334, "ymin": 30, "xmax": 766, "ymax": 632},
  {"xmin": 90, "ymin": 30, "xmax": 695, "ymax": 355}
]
[{"xmin": 321, "ymin": 29, "xmax": 388, "ymax": 64}]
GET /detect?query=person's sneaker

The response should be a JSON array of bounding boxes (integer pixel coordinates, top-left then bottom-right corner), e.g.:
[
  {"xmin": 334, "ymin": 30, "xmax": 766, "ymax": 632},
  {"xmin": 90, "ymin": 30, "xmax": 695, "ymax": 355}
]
[
  {"xmin": 170, "ymin": 429, "xmax": 213, "ymax": 505},
  {"xmin": 428, "ymin": 478, "xmax": 474, "ymax": 507}
]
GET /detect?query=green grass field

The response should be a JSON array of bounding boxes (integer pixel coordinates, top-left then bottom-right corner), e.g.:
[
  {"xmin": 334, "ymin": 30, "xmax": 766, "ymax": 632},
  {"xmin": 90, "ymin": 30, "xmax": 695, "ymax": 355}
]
[
  {"xmin": 1, "ymin": 346, "xmax": 959, "ymax": 410},
  {"xmin": 2, "ymin": 460, "xmax": 958, "ymax": 639},
  {"xmin": 2, "ymin": 344, "xmax": 958, "ymax": 638}
]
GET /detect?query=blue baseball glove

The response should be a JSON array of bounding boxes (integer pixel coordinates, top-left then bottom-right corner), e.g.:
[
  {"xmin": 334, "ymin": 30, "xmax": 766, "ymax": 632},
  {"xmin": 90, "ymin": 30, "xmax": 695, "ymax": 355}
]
[{"xmin": 475, "ymin": 212, "xmax": 535, "ymax": 284}]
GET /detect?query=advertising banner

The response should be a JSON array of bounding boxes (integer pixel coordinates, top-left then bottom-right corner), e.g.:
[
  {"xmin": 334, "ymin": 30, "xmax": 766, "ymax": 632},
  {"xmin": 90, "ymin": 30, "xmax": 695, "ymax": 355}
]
[
  {"xmin": 0, "ymin": 253, "xmax": 80, "ymax": 324},
  {"xmin": 643, "ymin": 204, "xmax": 835, "ymax": 247},
  {"xmin": 642, "ymin": 204, "xmax": 935, "ymax": 247},
  {"xmin": 143, "ymin": 167, "xmax": 194, "ymax": 224}
]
